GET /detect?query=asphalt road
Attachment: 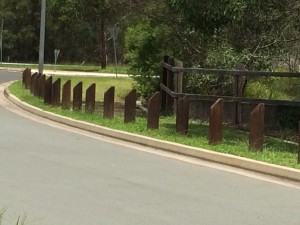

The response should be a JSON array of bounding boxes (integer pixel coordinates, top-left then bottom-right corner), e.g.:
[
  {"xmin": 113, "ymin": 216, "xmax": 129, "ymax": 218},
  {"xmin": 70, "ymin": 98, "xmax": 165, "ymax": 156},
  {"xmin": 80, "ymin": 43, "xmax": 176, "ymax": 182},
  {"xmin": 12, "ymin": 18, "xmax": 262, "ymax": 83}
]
[{"xmin": 1, "ymin": 70, "xmax": 300, "ymax": 225}]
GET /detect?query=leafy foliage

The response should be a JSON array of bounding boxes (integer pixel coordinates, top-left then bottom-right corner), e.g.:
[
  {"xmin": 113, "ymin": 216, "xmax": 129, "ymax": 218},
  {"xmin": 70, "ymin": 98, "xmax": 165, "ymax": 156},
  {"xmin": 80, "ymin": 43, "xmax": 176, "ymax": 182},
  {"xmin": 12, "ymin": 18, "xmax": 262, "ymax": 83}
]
[{"xmin": 125, "ymin": 19, "xmax": 172, "ymax": 101}]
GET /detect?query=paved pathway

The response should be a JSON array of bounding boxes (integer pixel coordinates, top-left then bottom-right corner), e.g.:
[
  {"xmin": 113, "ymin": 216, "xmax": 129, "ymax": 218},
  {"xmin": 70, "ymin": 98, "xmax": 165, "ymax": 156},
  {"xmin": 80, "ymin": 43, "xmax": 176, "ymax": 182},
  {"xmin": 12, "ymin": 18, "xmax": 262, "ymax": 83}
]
[{"xmin": 1, "ymin": 70, "xmax": 300, "ymax": 225}]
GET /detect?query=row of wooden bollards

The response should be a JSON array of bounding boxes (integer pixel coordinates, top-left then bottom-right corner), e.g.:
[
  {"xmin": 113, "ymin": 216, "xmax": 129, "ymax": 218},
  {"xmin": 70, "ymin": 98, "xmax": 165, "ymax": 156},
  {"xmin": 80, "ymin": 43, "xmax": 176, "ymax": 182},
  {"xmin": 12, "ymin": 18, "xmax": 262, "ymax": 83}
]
[
  {"xmin": 22, "ymin": 69, "xmax": 161, "ymax": 128},
  {"xmin": 208, "ymin": 98, "xmax": 265, "ymax": 151},
  {"xmin": 149, "ymin": 92, "xmax": 264, "ymax": 151},
  {"xmin": 22, "ymin": 69, "xmax": 299, "ymax": 162},
  {"xmin": 173, "ymin": 96, "xmax": 265, "ymax": 151}
]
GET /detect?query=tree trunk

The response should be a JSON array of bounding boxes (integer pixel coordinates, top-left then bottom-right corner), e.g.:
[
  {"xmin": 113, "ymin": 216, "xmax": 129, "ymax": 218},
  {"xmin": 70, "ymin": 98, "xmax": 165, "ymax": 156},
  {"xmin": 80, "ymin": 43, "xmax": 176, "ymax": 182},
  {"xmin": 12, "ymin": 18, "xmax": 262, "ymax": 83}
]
[{"xmin": 99, "ymin": 17, "xmax": 107, "ymax": 69}]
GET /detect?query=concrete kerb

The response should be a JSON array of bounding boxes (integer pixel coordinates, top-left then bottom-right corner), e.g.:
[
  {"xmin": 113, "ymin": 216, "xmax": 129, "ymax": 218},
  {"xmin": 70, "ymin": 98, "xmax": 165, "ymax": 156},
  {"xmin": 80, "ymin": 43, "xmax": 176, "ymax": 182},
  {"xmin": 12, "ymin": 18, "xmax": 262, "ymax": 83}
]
[{"xmin": 4, "ymin": 81, "xmax": 300, "ymax": 182}]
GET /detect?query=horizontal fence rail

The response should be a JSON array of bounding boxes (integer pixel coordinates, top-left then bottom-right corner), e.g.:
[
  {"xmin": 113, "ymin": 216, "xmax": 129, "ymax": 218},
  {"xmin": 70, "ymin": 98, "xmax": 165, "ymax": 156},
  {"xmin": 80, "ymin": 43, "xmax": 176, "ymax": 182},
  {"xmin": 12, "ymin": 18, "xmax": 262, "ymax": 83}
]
[
  {"xmin": 160, "ymin": 80, "xmax": 300, "ymax": 106},
  {"xmin": 162, "ymin": 62, "xmax": 300, "ymax": 77}
]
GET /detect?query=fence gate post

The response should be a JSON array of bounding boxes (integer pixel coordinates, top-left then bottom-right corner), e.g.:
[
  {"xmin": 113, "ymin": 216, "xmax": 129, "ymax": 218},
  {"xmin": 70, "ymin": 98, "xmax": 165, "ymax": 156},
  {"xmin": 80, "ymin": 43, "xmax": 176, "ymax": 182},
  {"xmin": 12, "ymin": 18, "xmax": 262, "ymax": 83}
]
[
  {"xmin": 174, "ymin": 59, "xmax": 183, "ymax": 115},
  {"xmin": 161, "ymin": 56, "xmax": 169, "ymax": 112},
  {"xmin": 166, "ymin": 57, "xmax": 174, "ymax": 113},
  {"xmin": 234, "ymin": 63, "xmax": 245, "ymax": 126}
]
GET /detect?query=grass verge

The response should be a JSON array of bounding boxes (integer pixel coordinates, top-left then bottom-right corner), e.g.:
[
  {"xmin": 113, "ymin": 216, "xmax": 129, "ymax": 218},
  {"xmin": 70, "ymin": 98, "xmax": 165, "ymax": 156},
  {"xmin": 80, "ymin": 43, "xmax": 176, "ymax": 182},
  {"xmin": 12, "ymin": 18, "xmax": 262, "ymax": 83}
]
[
  {"xmin": 51, "ymin": 75, "xmax": 134, "ymax": 102},
  {"xmin": 8, "ymin": 80, "xmax": 300, "ymax": 170}
]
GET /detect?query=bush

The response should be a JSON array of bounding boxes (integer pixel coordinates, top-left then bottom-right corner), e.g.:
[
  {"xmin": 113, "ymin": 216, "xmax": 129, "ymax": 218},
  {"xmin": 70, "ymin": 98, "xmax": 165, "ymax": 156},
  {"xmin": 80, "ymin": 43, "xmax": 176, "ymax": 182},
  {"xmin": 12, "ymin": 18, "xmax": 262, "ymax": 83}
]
[{"xmin": 125, "ymin": 19, "xmax": 172, "ymax": 102}]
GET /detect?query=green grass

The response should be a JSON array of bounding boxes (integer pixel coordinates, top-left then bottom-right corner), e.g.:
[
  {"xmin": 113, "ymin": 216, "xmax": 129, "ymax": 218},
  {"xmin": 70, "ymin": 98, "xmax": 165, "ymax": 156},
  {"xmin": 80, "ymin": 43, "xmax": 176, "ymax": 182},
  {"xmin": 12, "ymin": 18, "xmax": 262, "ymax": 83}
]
[
  {"xmin": 0, "ymin": 63, "xmax": 129, "ymax": 74},
  {"xmin": 8, "ymin": 80, "xmax": 300, "ymax": 170},
  {"xmin": 51, "ymin": 75, "xmax": 134, "ymax": 102}
]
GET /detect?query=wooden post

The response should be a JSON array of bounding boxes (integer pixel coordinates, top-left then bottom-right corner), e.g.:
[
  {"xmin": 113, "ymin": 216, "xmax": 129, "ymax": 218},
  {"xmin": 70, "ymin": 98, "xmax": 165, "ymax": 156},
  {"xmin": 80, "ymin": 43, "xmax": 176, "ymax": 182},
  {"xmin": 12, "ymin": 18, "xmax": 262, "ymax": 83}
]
[
  {"xmin": 22, "ymin": 68, "xmax": 31, "ymax": 88},
  {"xmin": 103, "ymin": 86, "xmax": 115, "ymax": 119},
  {"xmin": 176, "ymin": 96, "xmax": 189, "ymax": 135},
  {"xmin": 62, "ymin": 80, "xmax": 71, "ymax": 110},
  {"xmin": 249, "ymin": 103, "xmax": 265, "ymax": 151},
  {"xmin": 147, "ymin": 92, "xmax": 161, "ymax": 129},
  {"xmin": 166, "ymin": 57, "xmax": 174, "ymax": 113},
  {"xmin": 30, "ymin": 73, "xmax": 38, "ymax": 94},
  {"xmin": 161, "ymin": 56, "xmax": 169, "ymax": 112},
  {"xmin": 209, "ymin": 98, "xmax": 224, "ymax": 144},
  {"xmin": 174, "ymin": 59, "xmax": 183, "ymax": 115},
  {"xmin": 234, "ymin": 63, "xmax": 245, "ymax": 127},
  {"xmin": 52, "ymin": 78, "xmax": 61, "ymax": 107},
  {"xmin": 73, "ymin": 82, "xmax": 83, "ymax": 111},
  {"xmin": 124, "ymin": 89, "xmax": 137, "ymax": 123},
  {"xmin": 44, "ymin": 76, "xmax": 53, "ymax": 105},
  {"xmin": 34, "ymin": 73, "xmax": 42, "ymax": 97},
  {"xmin": 38, "ymin": 75, "xmax": 46, "ymax": 98},
  {"xmin": 85, "ymin": 83, "xmax": 96, "ymax": 113}
]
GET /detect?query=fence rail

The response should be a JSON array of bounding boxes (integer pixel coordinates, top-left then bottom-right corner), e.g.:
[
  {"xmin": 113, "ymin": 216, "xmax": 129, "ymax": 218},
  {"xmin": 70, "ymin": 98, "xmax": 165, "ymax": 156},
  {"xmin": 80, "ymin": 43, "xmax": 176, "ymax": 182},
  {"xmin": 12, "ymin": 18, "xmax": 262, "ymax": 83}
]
[{"xmin": 162, "ymin": 62, "xmax": 300, "ymax": 77}]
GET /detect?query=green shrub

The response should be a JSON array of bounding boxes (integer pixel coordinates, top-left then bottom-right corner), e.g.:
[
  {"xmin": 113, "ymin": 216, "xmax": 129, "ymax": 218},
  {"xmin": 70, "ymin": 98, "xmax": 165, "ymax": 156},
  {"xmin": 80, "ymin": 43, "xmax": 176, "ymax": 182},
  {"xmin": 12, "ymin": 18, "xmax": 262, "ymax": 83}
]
[{"xmin": 125, "ymin": 19, "xmax": 172, "ymax": 102}]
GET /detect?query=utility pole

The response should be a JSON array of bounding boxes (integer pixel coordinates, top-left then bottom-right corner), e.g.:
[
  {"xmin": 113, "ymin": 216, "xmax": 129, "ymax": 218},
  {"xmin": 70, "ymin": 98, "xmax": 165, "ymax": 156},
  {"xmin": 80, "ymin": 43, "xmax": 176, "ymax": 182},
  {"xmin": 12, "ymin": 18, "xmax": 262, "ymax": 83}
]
[
  {"xmin": 38, "ymin": 0, "xmax": 46, "ymax": 74},
  {"xmin": 0, "ymin": 19, "xmax": 4, "ymax": 64}
]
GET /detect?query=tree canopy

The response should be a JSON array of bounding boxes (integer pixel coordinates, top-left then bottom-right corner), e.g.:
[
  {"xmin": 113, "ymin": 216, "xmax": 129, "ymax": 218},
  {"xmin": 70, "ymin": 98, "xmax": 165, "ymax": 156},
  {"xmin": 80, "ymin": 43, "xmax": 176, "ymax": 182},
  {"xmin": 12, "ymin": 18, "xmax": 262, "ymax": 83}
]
[{"xmin": 1, "ymin": 0, "xmax": 300, "ymax": 99}]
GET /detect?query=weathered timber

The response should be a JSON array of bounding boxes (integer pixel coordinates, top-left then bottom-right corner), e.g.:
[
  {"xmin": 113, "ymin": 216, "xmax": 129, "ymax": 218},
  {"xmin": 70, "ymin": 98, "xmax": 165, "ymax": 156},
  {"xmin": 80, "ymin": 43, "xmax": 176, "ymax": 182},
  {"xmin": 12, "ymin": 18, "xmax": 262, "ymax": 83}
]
[
  {"xmin": 103, "ymin": 86, "xmax": 115, "ymax": 119},
  {"xmin": 22, "ymin": 68, "xmax": 31, "ymax": 89},
  {"xmin": 44, "ymin": 76, "xmax": 53, "ymax": 105},
  {"xmin": 166, "ymin": 57, "xmax": 174, "ymax": 113},
  {"xmin": 34, "ymin": 73, "xmax": 42, "ymax": 97},
  {"xmin": 30, "ymin": 73, "xmax": 38, "ymax": 94},
  {"xmin": 162, "ymin": 62, "xmax": 300, "ymax": 77},
  {"xmin": 147, "ymin": 92, "xmax": 161, "ymax": 129},
  {"xmin": 161, "ymin": 56, "xmax": 169, "ymax": 112},
  {"xmin": 62, "ymin": 80, "xmax": 71, "ymax": 109},
  {"xmin": 249, "ymin": 103, "xmax": 265, "ymax": 151},
  {"xmin": 209, "ymin": 98, "xmax": 224, "ymax": 144},
  {"xmin": 85, "ymin": 83, "xmax": 96, "ymax": 113},
  {"xmin": 73, "ymin": 82, "xmax": 83, "ymax": 111},
  {"xmin": 174, "ymin": 59, "xmax": 183, "ymax": 114},
  {"xmin": 52, "ymin": 78, "xmax": 61, "ymax": 107},
  {"xmin": 124, "ymin": 89, "xmax": 137, "ymax": 123},
  {"xmin": 38, "ymin": 75, "xmax": 46, "ymax": 98},
  {"xmin": 234, "ymin": 63, "xmax": 245, "ymax": 126}
]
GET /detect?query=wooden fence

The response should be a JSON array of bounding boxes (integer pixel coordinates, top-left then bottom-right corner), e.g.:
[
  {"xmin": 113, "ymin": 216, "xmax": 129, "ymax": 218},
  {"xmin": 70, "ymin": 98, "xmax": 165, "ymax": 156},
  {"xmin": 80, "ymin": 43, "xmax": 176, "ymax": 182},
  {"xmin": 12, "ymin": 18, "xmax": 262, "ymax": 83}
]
[
  {"xmin": 21, "ymin": 67, "xmax": 300, "ymax": 163},
  {"xmin": 160, "ymin": 56, "xmax": 300, "ymax": 158}
]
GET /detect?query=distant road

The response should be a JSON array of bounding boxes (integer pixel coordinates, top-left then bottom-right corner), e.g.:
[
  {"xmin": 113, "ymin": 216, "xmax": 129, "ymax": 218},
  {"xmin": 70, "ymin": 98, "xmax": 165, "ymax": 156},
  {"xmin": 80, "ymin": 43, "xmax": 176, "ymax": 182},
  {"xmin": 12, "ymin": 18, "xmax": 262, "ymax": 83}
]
[
  {"xmin": 1, "ymin": 70, "xmax": 300, "ymax": 225},
  {"xmin": 0, "ymin": 70, "xmax": 21, "ymax": 83},
  {"xmin": 0, "ymin": 64, "xmax": 129, "ymax": 77}
]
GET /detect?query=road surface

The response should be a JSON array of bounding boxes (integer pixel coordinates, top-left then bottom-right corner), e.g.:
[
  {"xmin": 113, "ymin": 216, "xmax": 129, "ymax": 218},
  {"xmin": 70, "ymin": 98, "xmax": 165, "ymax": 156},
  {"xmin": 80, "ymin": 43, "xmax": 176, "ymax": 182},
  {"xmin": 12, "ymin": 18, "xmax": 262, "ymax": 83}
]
[{"xmin": 0, "ymin": 70, "xmax": 300, "ymax": 225}]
